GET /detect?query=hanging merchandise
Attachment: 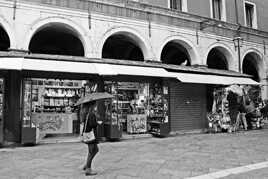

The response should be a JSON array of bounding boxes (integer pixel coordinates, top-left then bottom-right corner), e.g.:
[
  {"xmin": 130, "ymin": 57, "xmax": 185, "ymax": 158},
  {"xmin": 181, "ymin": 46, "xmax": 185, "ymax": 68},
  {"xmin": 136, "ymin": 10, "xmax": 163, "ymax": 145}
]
[{"xmin": 208, "ymin": 84, "xmax": 264, "ymax": 133}]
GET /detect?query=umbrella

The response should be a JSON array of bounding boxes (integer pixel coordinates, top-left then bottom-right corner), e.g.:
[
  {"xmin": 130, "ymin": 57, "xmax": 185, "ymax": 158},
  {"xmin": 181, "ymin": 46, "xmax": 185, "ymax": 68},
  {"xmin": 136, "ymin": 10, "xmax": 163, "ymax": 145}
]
[
  {"xmin": 75, "ymin": 92, "xmax": 114, "ymax": 106},
  {"xmin": 226, "ymin": 85, "xmax": 244, "ymax": 96}
]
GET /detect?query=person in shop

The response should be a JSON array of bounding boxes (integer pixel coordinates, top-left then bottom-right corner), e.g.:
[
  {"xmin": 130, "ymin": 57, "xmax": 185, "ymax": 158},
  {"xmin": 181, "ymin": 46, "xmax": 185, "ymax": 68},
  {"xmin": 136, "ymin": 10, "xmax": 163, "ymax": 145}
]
[
  {"xmin": 81, "ymin": 102, "xmax": 101, "ymax": 176},
  {"xmin": 260, "ymin": 99, "xmax": 268, "ymax": 121},
  {"xmin": 237, "ymin": 94, "xmax": 248, "ymax": 131},
  {"xmin": 245, "ymin": 98, "xmax": 256, "ymax": 129}
]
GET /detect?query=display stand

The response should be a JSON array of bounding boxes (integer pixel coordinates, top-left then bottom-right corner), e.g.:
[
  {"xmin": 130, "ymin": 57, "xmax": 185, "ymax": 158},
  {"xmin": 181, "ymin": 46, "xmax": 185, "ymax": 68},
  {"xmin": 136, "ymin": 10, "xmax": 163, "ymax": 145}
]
[
  {"xmin": 147, "ymin": 84, "xmax": 170, "ymax": 137},
  {"xmin": 21, "ymin": 127, "xmax": 36, "ymax": 145},
  {"xmin": 148, "ymin": 120, "xmax": 169, "ymax": 137},
  {"xmin": 104, "ymin": 122, "xmax": 122, "ymax": 140}
]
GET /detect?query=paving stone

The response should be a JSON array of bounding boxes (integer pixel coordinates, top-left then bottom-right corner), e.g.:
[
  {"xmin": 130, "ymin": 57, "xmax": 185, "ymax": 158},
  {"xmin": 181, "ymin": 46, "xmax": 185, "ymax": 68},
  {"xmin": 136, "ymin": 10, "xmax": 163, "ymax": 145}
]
[{"xmin": 1, "ymin": 129, "xmax": 268, "ymax": 178}]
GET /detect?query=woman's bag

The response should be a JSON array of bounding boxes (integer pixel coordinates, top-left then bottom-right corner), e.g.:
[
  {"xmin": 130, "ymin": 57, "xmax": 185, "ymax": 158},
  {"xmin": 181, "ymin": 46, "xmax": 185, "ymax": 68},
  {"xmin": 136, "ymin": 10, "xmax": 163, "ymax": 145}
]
[
  {"xmin": 81, "ymin": 113, "xmax": 95, "ymax": 144},
  {"xmin": 81, "ymin": 130, "xmax": 95, "ymax": 144}
]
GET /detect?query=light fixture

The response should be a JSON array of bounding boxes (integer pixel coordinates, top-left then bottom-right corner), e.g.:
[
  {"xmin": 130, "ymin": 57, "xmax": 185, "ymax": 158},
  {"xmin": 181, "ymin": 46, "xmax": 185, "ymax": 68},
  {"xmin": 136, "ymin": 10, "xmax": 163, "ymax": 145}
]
[
  {"xmin": 233, "ymin": 36, "xmax": 243, "ymax": 72},
  {"xmin": 233, "ymin": 36, "xmax": 244, "ymax": 51}
]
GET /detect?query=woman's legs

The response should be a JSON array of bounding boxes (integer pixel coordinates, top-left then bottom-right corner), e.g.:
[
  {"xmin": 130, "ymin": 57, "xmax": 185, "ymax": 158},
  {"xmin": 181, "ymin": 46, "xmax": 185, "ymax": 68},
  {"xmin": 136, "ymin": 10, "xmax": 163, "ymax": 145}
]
[{"xmin": 86, "ymin": 143, "xmax": 99, "ymax": 169}]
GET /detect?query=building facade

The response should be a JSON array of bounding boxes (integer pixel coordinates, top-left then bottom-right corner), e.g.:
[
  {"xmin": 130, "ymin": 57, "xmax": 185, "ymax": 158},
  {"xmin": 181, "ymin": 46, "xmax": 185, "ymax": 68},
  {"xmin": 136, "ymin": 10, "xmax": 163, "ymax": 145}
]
[{"xmin": 0, "ymin": 0, "xmax": 267, "ymax": 145}]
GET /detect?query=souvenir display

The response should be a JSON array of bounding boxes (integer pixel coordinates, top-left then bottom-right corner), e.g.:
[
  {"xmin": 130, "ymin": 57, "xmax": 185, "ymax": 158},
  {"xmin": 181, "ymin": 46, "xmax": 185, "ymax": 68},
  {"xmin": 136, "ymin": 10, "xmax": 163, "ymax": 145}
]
[
  {"xmin": 22, "ymin": 79, "xmax": 82, "ymax": 140},
  {"xmin": 207, "ymin": 85, "xmax": 265, "ymax": 133},
  {"xmin": 104, "ymin": 81, "xmax": 169, "ymax": 136}
]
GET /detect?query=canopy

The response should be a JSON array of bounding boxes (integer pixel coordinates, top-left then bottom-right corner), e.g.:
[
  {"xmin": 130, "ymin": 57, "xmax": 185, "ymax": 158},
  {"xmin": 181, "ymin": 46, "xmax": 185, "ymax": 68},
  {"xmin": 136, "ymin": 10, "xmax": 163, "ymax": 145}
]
[
  {"xmin": 0, "ymin": 58, "xmax": 23, "ymax": 70},
  {"xmin": 94, "ymin": 63, "xmax": 173, "ymax": 78},
  {"xmin": 22, "ymin": 58, "xmax": 98, "ymax": 74},
  {"xmin": 75, "ymin": 92, "xmax": 114, "ymax": 106},
  {"xmin": 169, "ymin": 72, "xmax": 259, "ymax": 85}
]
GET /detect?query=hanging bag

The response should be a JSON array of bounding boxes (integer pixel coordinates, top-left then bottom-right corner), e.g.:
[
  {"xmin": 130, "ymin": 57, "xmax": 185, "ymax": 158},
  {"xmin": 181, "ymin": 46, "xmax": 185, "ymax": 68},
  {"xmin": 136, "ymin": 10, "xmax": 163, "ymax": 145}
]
[{"xmin": 81, "ymin": 113, "xmax": 95, "ymax": 144}]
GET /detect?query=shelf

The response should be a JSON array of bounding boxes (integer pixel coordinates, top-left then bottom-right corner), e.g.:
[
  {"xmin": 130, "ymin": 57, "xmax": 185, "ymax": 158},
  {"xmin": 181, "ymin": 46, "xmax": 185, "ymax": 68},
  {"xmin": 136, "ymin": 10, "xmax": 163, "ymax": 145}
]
[
  {"xmin": 43, "ymin": 105, "xmax": 66, "ymax": 108},
  {"xmin": 150, "ymin": 131, "xmax": 160, "ymax": 135},
  {"xmin": 44, "ymin": 95, "xmax": 77, "ymax": 98},
  {"xmin": 45, "ymin": 86, "xmax": 81, "ymax": 89},
  {"xmin": 148, "ymin": 120, "xmax": 162, "ymax": 124}
]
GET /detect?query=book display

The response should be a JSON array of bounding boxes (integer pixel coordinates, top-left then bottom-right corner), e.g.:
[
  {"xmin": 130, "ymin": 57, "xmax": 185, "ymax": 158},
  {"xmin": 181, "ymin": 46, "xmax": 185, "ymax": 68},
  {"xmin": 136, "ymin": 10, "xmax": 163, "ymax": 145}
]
[{"xmin": 22, "ymin": 79, "xmax": 82, "ymax": 141}]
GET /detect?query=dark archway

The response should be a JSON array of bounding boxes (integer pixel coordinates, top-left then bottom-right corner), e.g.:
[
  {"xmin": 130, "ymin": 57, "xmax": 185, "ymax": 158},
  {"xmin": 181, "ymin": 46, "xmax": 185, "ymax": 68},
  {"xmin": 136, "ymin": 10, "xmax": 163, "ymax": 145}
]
[
  {"xmin": 243, "ymin": 53, "xmax": 260, "ymax": 82},
  {"xmin": 161, "ymin": 41, "xmax": 190, "ymax": 66},
  {"xmin": 206, "ymin": 48, "xmax": 228, "ymax": 112},
  {"xmin": 243, "ymin": 53, "xmax": 262, "ymax": 104},
  {"xmin": 29, "ymin": 23, "xmax": 84, "ymax": 56},
  {"xmin": 0, "ymin": 26, "xmax": 10, "ymax": 51},
  {"xmin": 207, "ymin": 48, "xmax": 228, "ymax": 70},
  {"xmin": 102, "ymin": 34, "xmax": 144, "ymax": 61}
]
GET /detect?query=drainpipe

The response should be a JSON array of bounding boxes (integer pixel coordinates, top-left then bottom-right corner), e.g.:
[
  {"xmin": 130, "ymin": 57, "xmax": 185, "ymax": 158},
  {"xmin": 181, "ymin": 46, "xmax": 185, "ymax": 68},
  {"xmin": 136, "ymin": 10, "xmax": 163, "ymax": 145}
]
[
  {"xmin": 13, "ymin": 0, "xmax": 17, "ymax": 20},
  {"xmin": 234, "ymin": 0, "xmax": 242, "ymax": 73}
]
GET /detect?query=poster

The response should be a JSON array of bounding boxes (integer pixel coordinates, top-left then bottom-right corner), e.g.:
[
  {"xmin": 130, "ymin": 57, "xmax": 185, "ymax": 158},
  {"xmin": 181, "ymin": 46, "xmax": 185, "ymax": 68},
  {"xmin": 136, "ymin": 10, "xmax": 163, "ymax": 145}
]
[
  {"xmin": 32, "ymin": 113, "xmax": 77, "ymax": 134},
  {"xmin": 127, "ymin": 114, "xmax": 147, "ymax": 134}
]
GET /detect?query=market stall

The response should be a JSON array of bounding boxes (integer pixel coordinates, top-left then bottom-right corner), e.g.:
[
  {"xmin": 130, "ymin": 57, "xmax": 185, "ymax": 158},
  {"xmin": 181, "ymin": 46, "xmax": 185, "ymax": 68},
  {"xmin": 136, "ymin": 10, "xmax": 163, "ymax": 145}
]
[
  {"xmin": 207, "ymin": 85, "xmax": 264, "ymax": 133},
  {"xmin": 103, "ymin": 80, "xmax": 170, "ymax": 138}
]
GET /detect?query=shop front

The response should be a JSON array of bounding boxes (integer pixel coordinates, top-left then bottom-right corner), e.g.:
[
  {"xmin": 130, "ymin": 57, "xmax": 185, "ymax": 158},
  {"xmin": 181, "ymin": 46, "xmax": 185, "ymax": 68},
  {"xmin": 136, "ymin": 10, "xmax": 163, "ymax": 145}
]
[
  {"xmin": 18, "ymin": 57, "xmax": 174, "ymax": 144},
  {"xmin": 21, "ymin": 78, "xmax": 87, "ymax": 143},
  {"xmin": 0, "ymin": 54, "xmax": 261, "ymax": 145},
  {"xmin": 168, "ymin": 71, "xmax": 260, "ymax": 133},
  {"xmin": 102, "ymin": 78, "xmax": 170, "ymax": 139}
]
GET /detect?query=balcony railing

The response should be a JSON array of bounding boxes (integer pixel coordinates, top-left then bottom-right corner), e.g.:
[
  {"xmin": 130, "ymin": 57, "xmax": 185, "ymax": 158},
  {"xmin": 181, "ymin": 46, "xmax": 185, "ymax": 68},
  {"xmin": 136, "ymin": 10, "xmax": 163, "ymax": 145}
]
[{"xmin": 7, "ymin": 0, "xmax": 268, "ymax": 43}]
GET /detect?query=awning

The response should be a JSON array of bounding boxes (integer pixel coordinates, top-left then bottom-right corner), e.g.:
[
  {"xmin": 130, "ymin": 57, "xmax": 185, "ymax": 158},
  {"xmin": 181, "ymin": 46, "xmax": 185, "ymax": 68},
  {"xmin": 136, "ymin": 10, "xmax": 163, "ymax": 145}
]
[
  {"xmin": 94, "ymin": 63, "xmax": 173, "ymax": 78},
  {"xmin": 22, "ymin": 58, "xmax": 98, "ymax": 74},
  {"xmin": 169, "ymin": 72, "xmax": 259, "ymax": 85},
  {"xmin": 0, "ymin": 58, "xmax": 23, "ymax": 70}
]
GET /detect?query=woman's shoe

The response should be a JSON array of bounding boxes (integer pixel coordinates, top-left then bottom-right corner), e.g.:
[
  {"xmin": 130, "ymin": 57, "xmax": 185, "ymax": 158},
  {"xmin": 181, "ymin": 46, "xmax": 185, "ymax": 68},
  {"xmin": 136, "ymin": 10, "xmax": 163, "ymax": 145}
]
[{"xmin": 85, "ymin": 168, "xmax": 97, "ymax": 176}]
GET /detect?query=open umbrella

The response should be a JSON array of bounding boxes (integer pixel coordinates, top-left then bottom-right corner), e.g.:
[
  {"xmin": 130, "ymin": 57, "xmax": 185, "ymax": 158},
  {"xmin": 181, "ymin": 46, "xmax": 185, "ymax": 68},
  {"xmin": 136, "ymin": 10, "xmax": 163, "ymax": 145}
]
[
  {"xmin": 75, "ymin": 92, "xmax": 114, "ymax": 106},
  {"xmin": 226, "ymin": 85, "xmax": 244, "ymax": 96}
]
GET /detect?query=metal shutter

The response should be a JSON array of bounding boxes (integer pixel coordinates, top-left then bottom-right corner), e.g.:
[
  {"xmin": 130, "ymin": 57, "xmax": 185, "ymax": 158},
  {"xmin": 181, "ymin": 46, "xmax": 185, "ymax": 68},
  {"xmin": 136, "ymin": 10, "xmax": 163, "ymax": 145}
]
[{"xmin": 169, "ymin": 81, "xmax": 207, "ymax": 131}]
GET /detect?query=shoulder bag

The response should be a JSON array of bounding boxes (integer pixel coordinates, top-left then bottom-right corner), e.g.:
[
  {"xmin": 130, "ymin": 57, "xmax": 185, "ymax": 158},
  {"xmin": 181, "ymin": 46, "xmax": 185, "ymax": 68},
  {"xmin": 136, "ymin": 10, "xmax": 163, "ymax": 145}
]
[{"xmin": 81, "ymin": 113, "xmax": 95, "ymax": 144}]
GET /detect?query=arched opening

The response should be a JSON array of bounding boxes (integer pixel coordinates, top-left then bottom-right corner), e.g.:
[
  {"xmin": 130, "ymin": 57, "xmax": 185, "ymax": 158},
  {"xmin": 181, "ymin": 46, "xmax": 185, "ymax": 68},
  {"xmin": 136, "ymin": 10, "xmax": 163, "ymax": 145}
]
[
  {"xmin": 29, "ymin": 23, "xmax": 84, "ymax": 56},
  {"xmin": 161, "ymin": 41, "xmax": 190, "ymax": 66},
  {"xmin": 243, "ymin": 53, "xmax": 262, "ymax": 104},
  {"xmin": 102, "ymin": 34, "xmax": 144, "ymax": 61},
  {"xmin": 243, "ymin": 53, "xmax": 260, "ymax": 82},
  {"xmin": 206, "ymin": 48, "xmax": 228, "ymax": 112},
  {"xmin": 0, "ymin": 26, "xmax": 10, "ymax": 51},
  {"xmin": 207, "ymin": 48, "xmax": 228, "ymax": 70}
]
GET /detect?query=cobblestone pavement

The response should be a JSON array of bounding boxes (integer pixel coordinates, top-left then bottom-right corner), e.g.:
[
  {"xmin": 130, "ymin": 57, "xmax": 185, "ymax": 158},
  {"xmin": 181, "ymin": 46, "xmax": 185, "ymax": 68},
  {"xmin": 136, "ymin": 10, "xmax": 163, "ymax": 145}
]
[{"xmin": 0, "ymin": 129, "xmax": 268, "ymax": 179}]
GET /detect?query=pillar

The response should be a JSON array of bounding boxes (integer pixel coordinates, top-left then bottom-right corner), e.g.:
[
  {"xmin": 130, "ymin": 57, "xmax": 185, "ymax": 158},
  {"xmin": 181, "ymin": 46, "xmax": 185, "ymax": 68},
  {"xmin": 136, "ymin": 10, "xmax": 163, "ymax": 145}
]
[{"xmin": 4, "ymin": 70, "xmax": 22, "ymax": 144}]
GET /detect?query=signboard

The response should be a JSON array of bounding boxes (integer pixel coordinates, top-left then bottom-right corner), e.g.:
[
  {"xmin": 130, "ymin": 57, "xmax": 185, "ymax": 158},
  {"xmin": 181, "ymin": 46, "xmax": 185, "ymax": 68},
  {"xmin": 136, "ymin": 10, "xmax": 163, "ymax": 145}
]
[
  {"xmin": 127, "ymin": 114, "xmax": 147, "ymax": 134},
  {"xmin": 32, "ymin": 113, "xmax": 77, "ymax": 134}
]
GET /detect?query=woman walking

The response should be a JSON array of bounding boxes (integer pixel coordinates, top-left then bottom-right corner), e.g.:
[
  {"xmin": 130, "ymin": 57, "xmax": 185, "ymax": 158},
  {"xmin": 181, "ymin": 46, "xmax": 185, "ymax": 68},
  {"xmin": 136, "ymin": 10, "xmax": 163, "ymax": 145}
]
[{"xmin": 81, "ymin": 102, "xmax": 100, "ymax": 176}]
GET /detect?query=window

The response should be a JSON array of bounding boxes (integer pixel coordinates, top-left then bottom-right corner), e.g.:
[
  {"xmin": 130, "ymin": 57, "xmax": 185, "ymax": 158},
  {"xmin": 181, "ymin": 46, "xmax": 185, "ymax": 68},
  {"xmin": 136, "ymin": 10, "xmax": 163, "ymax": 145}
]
[
  {"xmin": 212, "ymin": 0, "xmax": 221, "ymax": 20},
  {"xmin": 244, "ymin": 1, "xmax": 257, "ymax": 28},
  {"xmin": 210, "ymin": 0, "xmax": 226, "ymax": 21},
  {"xmin": 169, "ymin": 0, "xmax": 187, "ymax": 12},
  {"xmin": 170, "ymin": 0, "xmax": 182, "ymax": 10}
]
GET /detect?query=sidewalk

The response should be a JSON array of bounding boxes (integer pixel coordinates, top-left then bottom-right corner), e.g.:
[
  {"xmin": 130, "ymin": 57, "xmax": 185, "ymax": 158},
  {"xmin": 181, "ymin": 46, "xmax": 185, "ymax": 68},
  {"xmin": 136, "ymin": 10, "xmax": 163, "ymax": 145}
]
[{"xmin": 0, "ymin": 129, "xmax": 268, "ymax": 179}]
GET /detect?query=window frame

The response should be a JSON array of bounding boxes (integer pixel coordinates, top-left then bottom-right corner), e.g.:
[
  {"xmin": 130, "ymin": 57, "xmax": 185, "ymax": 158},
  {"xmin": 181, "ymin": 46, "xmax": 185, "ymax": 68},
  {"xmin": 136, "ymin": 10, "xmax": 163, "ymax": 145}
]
[
  {"xmin": 209, "ymin": 0, "xmax": 226, "ymax": 21},
  {"xmin": 168, "ymin": 0, "xmax": 188, "ymax": 12},
  {"xmin": 243, "ymin": 1, "xmax": 258, "ymax": 29}
]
